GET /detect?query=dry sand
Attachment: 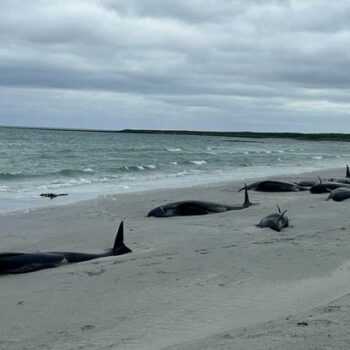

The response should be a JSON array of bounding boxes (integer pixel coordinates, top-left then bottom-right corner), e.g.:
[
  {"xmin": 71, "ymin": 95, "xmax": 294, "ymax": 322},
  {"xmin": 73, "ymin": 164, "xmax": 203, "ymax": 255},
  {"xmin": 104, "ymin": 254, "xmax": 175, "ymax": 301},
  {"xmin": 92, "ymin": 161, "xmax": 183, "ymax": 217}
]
[{"xmin": 1, "ymin": 167, "xmax": 350, "ymax": 349}]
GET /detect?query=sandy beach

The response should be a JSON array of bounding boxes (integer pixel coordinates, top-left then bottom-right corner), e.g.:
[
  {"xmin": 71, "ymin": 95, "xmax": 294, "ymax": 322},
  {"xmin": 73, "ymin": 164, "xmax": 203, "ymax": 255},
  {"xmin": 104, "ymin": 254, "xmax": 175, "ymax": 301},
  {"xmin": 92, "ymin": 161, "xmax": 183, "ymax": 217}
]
[{"xmin": 1, "ymin": 167, "xmax": 350, "ymax": 349}]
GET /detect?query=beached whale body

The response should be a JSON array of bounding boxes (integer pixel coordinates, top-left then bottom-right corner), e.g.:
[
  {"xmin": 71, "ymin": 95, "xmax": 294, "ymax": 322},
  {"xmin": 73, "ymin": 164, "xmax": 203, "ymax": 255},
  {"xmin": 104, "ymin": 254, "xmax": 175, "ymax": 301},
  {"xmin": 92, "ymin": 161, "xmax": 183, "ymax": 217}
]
[
  {"xmin": 326, "ymin": 187, "xmax": 350, "ymax": 202},
  {"xmin": 329, "ymin": 178, "xmax": 350, "ymax": 185},
  {"xmin": 0, "ymin": 222, "xmax": 131, "ymax": 275},
  {"xmin": 294, "ymin": 180, "xmax": 317, "ymax": 188},
  {"xmin": 256, "ymin": 207, "xmax": 289, "ymax": 232},
  {"xmin": 148, "ymin": 186, "xmax": 256, "ymax": 217},
  {"xmin": 328, "ymin": 165, "xmax": 350, "ymax": 184},
  {"xmin": 309, "ymin": 182, "xmax": 350, "ymax": 194},
  {"xmin": 240, "ymin": 180, "xmax": 306, "ymax": 192}
]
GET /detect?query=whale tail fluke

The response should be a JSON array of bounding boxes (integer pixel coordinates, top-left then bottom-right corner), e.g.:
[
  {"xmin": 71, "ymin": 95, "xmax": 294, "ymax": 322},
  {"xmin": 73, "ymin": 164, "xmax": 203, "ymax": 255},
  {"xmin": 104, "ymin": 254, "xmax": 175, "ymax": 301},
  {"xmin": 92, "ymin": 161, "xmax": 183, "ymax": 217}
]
[
  {"xmin": 112, "ymin": 221, "xmax": 132, "ymax": 255},
  {"xmin": 346, "ymin": 165, "xmax": 350, "ymax": 178}
]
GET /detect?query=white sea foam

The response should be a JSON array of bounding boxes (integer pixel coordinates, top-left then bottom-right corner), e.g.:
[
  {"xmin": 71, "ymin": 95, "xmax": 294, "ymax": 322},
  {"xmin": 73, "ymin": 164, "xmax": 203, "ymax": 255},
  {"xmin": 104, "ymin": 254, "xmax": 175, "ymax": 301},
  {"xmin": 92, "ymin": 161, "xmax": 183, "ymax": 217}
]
[
  {"xmin": 68, "ymin": 178, "xmax": 92, "ymax": 185},
  {"xmin": 175, "ymin": 171, "xmax": 190, "ymax": 176},
  {"xmin": 190, "ymin": 160, "xmax": 207, "ymax": 165},
  {"xmin": 166, "ymin": 148, "xmax": 182, "ymax": 152}
]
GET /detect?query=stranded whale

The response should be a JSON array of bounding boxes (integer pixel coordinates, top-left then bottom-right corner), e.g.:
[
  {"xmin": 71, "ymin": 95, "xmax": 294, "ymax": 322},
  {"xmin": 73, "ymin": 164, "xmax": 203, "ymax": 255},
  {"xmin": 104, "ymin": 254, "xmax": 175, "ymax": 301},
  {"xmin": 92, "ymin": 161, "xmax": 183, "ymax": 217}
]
[
  {"xmin": 294, "ymin": 179, "xmax": 317, "ymax": 188},
  {"xmin": 0, "ymin": 222, "xmax": 131, "ymax": 275},
  {"xmin": 239, "ymin": 180, "xmax": 306, "ymax": 192},
  {"xmin": 328, "ymin": 165, "xmax": 350, "ymax": 184},
  {"xmin": 256, "ymin": 206, "xmax": 289, "ymax": 232},
  {"xmin": 326, "ymin": 187, "xmax": 350, "ymax": 202},
  {"xmin": 309, "ymin": 179, "xmax": 350, "ymax": 194},
  {"xmin": 148, "ymin": 185, "xmax": 256, "ymax": 217}
]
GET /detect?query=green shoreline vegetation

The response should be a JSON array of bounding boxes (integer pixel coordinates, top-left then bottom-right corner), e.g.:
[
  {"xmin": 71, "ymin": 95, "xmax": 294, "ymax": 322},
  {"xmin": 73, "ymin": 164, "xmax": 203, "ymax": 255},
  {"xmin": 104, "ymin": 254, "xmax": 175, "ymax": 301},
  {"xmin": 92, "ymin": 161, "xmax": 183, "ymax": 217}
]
[{"xmin": 2, "ymin": 125, "xmax": 350, "ymax": 142}]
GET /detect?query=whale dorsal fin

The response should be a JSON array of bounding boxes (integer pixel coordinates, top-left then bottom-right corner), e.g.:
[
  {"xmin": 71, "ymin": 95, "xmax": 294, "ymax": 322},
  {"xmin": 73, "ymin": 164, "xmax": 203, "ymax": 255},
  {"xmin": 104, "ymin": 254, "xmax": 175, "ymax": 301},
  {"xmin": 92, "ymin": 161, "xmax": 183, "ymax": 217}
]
[
  {"xmin": 243, "ymin": 184, "xmax": 252, "ymax": 207},
  {"xmin": 347, "ymin": 165, "xmax": 350, "ymax": 178},
  {"xmin": 113, "ymin": 221, "xmax": 124, "ymax": 251},
  {"xmin": 318, "ymin": 176, "xmax": 322, "ymax": 184},
  {"xmin": 243, "ymin": 184, "xmax": 258, "ymax": 207}
]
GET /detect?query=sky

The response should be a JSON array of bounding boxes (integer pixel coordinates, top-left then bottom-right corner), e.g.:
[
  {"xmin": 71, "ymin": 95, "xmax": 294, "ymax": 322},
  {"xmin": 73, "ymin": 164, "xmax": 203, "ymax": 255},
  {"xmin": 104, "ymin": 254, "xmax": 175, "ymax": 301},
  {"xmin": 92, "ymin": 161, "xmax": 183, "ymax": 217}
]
[{"xmin": 1, "ymin": 0, "xmax": 350, "ymax": 132}]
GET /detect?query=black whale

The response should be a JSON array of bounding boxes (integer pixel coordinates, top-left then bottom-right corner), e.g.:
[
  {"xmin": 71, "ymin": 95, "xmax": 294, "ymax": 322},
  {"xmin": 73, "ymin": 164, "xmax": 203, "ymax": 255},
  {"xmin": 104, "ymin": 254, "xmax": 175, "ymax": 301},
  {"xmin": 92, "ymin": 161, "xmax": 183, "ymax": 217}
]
[
  {"xmin": 0, "ymin": 222, "xmax": 131, "ymax": 275},
  {"xmin": 148, "ymin": 185, "xmax": 256, "ymax": 217},
  {"xmin": 240, "ymin": 180, "xmax": 306, "ymax": 192}
]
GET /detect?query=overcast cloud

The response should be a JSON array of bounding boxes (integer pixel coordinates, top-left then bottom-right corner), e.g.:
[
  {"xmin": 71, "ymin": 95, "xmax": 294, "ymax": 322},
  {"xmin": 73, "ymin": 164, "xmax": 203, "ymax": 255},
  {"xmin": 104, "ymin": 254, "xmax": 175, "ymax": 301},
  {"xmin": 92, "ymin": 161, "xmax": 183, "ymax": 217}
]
[{"xmin": 1, "ymin": 0, "xmax": 350, "ymax": 132}]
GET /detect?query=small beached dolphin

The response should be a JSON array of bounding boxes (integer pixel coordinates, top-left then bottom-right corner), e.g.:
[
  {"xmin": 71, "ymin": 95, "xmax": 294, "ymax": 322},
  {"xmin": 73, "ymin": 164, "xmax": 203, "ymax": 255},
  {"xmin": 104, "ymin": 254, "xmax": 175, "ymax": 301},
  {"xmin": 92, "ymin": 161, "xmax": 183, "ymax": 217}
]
[
  {"xmin": 256, "ymin": 206, "xmax": 289, "ymax": 232},
  {"xmin": 239, "ymin": 180, "xmax": 306, "ymax": 192},
  {"xmin": 148, "ymin": 185, "xmax": 256, "ymax": 217},
  {"xmin": 326, "ymin": 187, "xmax": 350, "ymax": 202},
  {"xmin": 0, "ymin": 222, "xmax": 131, "ymax": 275}
]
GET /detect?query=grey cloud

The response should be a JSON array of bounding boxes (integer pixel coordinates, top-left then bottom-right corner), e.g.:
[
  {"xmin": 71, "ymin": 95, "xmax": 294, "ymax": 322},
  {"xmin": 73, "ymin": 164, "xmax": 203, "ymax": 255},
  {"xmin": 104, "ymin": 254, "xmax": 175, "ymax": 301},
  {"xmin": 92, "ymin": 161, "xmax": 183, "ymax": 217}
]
[{"xmin": 0, "ymin": 0, "xmax": 350, "ymax": 131}]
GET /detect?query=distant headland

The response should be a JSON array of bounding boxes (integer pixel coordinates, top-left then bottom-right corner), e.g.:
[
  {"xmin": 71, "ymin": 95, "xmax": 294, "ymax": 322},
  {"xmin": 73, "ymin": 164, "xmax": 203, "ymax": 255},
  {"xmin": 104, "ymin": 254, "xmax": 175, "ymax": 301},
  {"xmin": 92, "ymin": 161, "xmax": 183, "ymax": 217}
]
[
  {"xmin": 118, "ymin": 129, "xmax": 350, "ymax": 142},
  {"xmin": 2, "ymin": 125, "xmax": 350, "ymax": 142}
]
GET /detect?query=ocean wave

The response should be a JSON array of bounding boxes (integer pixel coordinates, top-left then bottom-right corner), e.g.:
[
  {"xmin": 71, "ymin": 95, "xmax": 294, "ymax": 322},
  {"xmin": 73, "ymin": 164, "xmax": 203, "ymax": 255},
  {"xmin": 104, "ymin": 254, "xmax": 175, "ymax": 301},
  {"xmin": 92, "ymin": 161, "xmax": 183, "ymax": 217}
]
[
  {"xmin": 190, "ymin": 160, "xmax": 207, "ymax": 165},
  {"xmin": 0, "ymin": 172, "xmax": 25, "ymax": 180},
  {"xmin": 120, "ymin": 164, "xmax": 157, "ymax": 172},
  {"xmin": 41, "ymin": 177, "xmax": 95, "ymax": 189},
  {"xmin": 239, "ymin": 162, "xmax": 251, "ymax": 167},
  {"xmin": 175, "ymin": 170, "xmax": 190, "ymax": 177},
  {"xmin": 166, "ymin": 148, "xmax": 182, "ymax": 152},
  {"xmin": 68, "ymin": 178, "xmax": 93, "ymax": 185},
  {"xmin": 312, "ymin": 156, "xmax": 323, "ymax": 160},
  {"xmin": 57, "ymin": 168, "xmax": 95, "ymax": 176}
]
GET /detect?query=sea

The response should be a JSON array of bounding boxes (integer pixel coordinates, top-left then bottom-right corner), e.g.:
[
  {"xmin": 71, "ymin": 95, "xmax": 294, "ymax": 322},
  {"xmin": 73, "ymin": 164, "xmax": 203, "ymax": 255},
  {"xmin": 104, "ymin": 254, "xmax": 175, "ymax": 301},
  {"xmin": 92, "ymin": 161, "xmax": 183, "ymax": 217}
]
[{"xmin": 1, "ymin": 127, "xmax": 349, "ymax": 214}]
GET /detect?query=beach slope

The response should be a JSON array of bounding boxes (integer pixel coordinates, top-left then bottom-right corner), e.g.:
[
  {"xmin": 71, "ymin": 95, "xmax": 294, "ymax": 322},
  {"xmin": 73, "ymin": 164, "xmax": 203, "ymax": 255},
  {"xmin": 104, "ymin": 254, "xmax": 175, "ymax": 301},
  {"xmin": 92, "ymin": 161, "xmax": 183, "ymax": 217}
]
[{"xmin": 1, "ymin": 168, "xmax": 350, "ymax": 349}]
